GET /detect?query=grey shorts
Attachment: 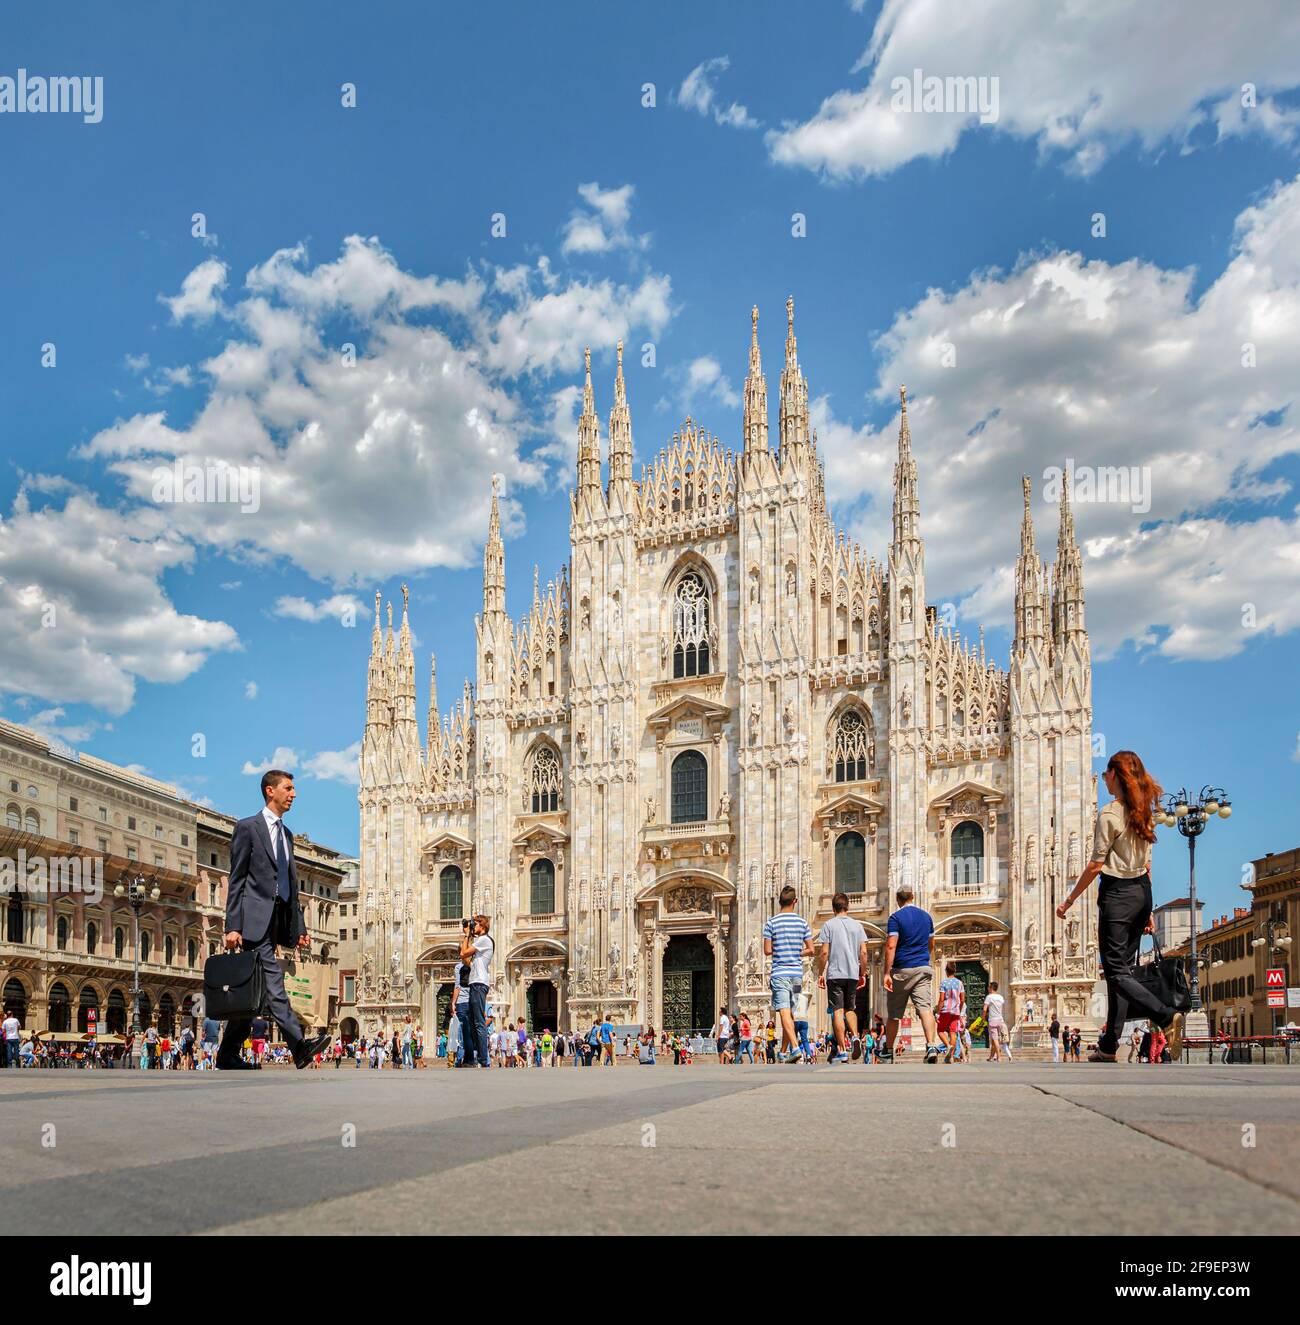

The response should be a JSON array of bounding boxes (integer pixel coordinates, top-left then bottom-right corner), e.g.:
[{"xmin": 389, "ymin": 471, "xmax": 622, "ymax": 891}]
[{"xmin": 886, "ymin": 966, "xmax": 934, "ymax": 1020}]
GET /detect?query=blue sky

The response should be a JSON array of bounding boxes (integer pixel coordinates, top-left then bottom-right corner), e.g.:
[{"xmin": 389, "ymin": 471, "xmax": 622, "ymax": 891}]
[{"xmin": 2, "ymin": 2, "xmax": 1299, "ymax": 923}]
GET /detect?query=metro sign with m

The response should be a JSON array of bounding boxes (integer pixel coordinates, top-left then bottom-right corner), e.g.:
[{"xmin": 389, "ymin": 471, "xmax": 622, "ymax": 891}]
[{"xmin": 1266, "ymin": 968, "xmax": 1286, "ymax": 988}]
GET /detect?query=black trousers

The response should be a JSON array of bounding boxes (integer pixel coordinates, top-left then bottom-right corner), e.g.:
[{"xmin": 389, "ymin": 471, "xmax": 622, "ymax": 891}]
[
  {"xmin": 1097, "ymin": 872, "xmax": 1171, "ymax": 1054},
  {"xmin": 217, "ymin": 906, "xmax": 304, "ymax": 1062}
]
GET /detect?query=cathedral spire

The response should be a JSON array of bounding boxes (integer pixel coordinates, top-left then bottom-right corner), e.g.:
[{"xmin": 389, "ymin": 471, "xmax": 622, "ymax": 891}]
[
  {"xmin": 607, "ymin": 339, "xmax": 633, "ymax": 495},
  {"xmin": 576, "ymin": 346, "xmax": 602, "ymax": 500},
  {"xmin": 778, "ymin": 295, "xmax": 809, "ymax": 456},
  {"xmin": 365, "ymin": 589, "xmax": 389, "ymax": 731},
  {"xmin": 483, "ymin": 473, "xmax": 505, "ymax": 617},
  {"xmin": 1052, "ymin": 465, "xmax": 1086, "ymax": 644},
  {"xmin": 427, "ymin": 652, "xmax": 438, "ymax": 745},
  {"xmin": 891, "ymin": 385, "xmax": 921, "ymax": 551},
  {"xmin": 1013, "ymin": 475, "xmax": 1048, "ymax": 657},
  {"xmin": 742, "ymin": 305, "xmax": 769, "ymax": 455}
]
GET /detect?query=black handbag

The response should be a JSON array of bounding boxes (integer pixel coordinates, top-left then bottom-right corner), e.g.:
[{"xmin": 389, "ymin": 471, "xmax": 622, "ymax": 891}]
[
  {"xmin": 1130, "ymin": 934, "xmax": 1192, "ymax": 1013},
  {"xmin": 203, "ymin": 948, "xmax": 265, "ymax": 1020}
]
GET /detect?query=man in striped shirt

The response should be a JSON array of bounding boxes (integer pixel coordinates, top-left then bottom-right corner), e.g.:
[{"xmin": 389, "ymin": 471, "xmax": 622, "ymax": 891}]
[{"xmin": 763, "ymin": 885, "xmax": 815, "ymax": 1062}]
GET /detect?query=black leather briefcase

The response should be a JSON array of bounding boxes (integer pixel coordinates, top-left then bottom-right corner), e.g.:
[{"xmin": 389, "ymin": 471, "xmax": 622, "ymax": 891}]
[{"xmin": 203, "ymin": 949, "xmax": 266, "ymax": 1020}]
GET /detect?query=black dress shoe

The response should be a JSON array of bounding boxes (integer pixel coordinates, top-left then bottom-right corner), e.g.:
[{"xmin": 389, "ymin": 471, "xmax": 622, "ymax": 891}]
[
  {"xmin": 294, "ymin": 1032, "xmax": 331, "ymax": 1068},
  {"xmin": 216, "ymin": 1058, "xmax": 255, "ymax": 1071}
]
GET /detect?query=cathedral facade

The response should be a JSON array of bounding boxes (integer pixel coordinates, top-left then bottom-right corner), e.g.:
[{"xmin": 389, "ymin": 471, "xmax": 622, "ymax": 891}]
[{"xmin": 356, "ymin": 300, "xmax": 1099, "ymax": 1042}]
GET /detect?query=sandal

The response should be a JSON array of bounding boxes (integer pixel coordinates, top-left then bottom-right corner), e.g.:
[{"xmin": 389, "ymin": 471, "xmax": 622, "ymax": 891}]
[{"xmin": 1086, "ymin": 1049, "xmax": 1117, "ymax": 1062}]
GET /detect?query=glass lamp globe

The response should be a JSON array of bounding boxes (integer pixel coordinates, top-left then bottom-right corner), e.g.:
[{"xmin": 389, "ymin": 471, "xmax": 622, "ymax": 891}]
[
  {"xmin": 1175, "ymin": 802, "xmax": 1189, "ymax": 818},
  {"xmin": 1218, "ymin": 804, "xmax": 1232, "ymax": 818},
  {"xmin": 1204, "ymin": 799, "xmax": 1219, "ymax": 814},
  {"xmin": 114, "ymin": 884, "xmax": 124, "ymax": 897}
]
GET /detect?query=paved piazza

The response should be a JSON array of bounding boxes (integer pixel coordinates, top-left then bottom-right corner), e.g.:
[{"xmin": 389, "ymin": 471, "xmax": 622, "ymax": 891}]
[{"xmin": 3, "ymin": 1063, "xmax": 1298, "ymax": 1236}]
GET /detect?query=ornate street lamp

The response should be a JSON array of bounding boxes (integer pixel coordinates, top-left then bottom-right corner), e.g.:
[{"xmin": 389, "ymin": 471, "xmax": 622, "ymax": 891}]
[
  {"xmin": 1251, "ymin": 915, "xmax": 1293, "ymax": 1035},
  {"xmin": 113, "ymin": 873, "xmax": 160, "ymax": 1068},
  {"xmin": 1156, "ymin": 786, "xmax": 1232, "ymax": 1023}
]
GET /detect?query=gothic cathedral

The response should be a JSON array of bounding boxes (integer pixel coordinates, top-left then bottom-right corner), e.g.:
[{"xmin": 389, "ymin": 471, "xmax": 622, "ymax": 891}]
[{"xmin": 356, "ymin": 300, "xmax": 1099, "ymax": 1041}]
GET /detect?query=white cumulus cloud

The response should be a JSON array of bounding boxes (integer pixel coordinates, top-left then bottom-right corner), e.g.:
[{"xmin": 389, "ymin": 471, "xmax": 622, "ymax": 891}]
[{"xmin": 769, "ymin": 0, "xmax": 1300, "ymax": 179}]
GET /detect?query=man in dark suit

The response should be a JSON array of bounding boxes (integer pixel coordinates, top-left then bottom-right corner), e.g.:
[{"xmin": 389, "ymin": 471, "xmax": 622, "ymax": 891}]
[{"xmin": 217, "ymin": 769, "xmax": 331, "ymax": 1070}]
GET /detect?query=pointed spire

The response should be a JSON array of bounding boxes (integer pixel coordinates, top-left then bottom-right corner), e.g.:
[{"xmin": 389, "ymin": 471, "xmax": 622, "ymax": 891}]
[
  {"xmin": 607, "ymin": 339, "xmax": 633, "ymax": 493},
  {"xmin": 385, "ymin": 599, "xmax": 395, "ymax": 658},
  {"xmin": 891, "ymin": 385, "xmax": 921, "ymax": 550},
  {"xmin": 364, "ymin": 589, "xmax": 390, "ymax": 733},
  {"xmin": 483, "ymin": 473, "xmax": 505, "ymax": 616},
  {"xmin": 742, "ymin": 304, "xmax": 769, "ymax": 454},
  {"xmin": 1014, "ymin": 475, "xmax": 1047, "ymax": 656},
  {"xmin": 532, "ymin": 563, "xmax": 541, "ymax": 615},
  {"xmin": 427, "ymin": 652, "xmax": 439, "ymax": 730},
  {"xmin": 778, "ymin": 295, "xmax": 809, "ymax": 455},
  {"xmin": 577, "ymin": 345, "xmax": 602, "ymax": 499},
  {"xmin": 1053, "ymin": 464, "xmax": 1086, "ymax": 643}
]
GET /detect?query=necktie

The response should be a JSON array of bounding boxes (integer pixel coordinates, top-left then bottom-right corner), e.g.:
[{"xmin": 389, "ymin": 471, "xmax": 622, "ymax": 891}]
[{"xmin": 273, "ymin": 820, "xmax": 291, "ymax": 902}]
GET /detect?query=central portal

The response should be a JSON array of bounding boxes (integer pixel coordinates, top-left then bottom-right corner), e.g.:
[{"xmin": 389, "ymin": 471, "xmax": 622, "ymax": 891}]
[
  {"xmin": 526, "ymin": 980, "xmax": 558, "ymax": 1033},
  {"xmin": 662, "ymin": 934, "xmax": 714, "ymax": 1033}
]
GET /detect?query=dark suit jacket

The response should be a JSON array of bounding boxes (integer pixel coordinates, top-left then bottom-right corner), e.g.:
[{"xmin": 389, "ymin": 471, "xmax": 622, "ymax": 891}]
[{"xmin": 224, "ymin": 812, "xmax": 306, "ymax": 947}]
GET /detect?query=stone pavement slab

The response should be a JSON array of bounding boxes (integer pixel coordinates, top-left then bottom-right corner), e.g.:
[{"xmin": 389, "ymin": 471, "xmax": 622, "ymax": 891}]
[{"xmin": 2, "ymin": 1062, "xmax": 1296, "ymax": 1236}]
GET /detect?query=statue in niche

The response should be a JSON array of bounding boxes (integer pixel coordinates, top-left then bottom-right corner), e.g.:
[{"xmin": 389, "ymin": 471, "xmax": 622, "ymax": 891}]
[
  {"xmin": 782, "ymin": 701, "xmax": 795, "ymax": 737},
  {"xmin": 610, "ymin": 724, "xmax": 621, "ymax": 758},
  {"xmin": 608, "ymin": 940, "xmax": 620, "ymax": 971},
  {"xmin": 645, "ymin": 794, "xmax": 657, "ymax": 824},
  {"xmin": 484, "ymin": 653, "xmax": 494, "ymax": 683},
  {"xmin": 718, "ymin": 790, "xmax": 731, "ymax": 819},
  {"xmin": 1066, "ymin": 916, "xmax": 1079, "ymax": 954},
  {"xmin": 900, "ymin": 685, "xmax": 913, "ymax": 724},
  {"xmin": 786, "ymin": 564, "xmax": 796, "ymax": 597},
  {"xmin": 1024, "ymin": 917, "xmax": 1038, "ymax": 959},
  {"xmin": 748, "ymin": 702, "xmax": 761, "ymax": 745}
]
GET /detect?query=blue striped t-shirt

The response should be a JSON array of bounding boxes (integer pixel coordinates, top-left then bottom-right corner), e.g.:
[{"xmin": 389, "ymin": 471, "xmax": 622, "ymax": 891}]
[{"xmin": 763, "ymin": 911, "xmax": 811, "ymax": 979}]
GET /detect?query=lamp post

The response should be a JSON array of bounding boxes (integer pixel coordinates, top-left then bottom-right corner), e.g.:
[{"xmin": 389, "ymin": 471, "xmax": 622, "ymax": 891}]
[
  {"xmin": 1251, "ymin": 915, "xmax": 1293, "ymax": 1036},
  {"xmin": 1156, "ymin": 786, "xmax": 1231, "ymax": 1035},
  {"xmin": 113, "ymin": 873, "xmax": 160, "ymax": 1067}
]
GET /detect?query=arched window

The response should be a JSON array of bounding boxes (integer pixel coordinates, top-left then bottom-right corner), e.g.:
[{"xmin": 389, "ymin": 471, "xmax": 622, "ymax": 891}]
[
  {"xmin": 671, "ymin": 750, "xmax": 708, "ymax": 824},
  {"xmin": 114, "ymin": 926, "xmax": 125, "ymax": 958},
  {"xmin": 671, "ymin": 572, "xmax": 712, "ymax": 678},
  {"xmin": 24, "ymin": 809, "xmax": 39, "ymax": 833},
  {"xmin": 6, "ymin": 893, "xmax": 24, "ymax": 944},
  {"xmin": 138, "ymin": 991, "xmax": 152, "ymax": 1029},
  {"xmin": 2, "ymin": 978, "xmax": 26, "ymax": 1026},
  {"xmin": 164, "ymin": 935, "xmax": 174, "ymax": 966},
  {"xmin": 831, "ymin": 709, "xmax": 872, "ymax": 782},
  {"xmin": 834, "ymin": 831, "xmax": 866, "ymax": 893},
  {"xmin": 140, "ymin": 931, "xmax": 151, "ymax": 963},
  {"xmin": 56, "ymin": 915, "xmax": 69, "ymax": 951},
  {"xmin": 48, "ymin": 982, "xmax": 71, "ymax": 1032},
  {"xmin": 4, "ymin": 803, "xmax": 19, "ymax": 829},
  {"xmin": 106, "ymin": 988, "xmax": 127, "ymax": 1034},
  {"xmin": 86, "ymin": 921, "xmax": 98, "ymax": 956},
  {"xmin": 530, "ymin": 859, "xmax": 556, "ymax": 914},
  {"xmin": 527, "ymin": 746, "xmax": 561, "ymax": 815},
  {"xmin": 951, "ymin": 821, "xmax": 984, "ymax": 890},
  {"xmin": 187, "ymin": 939, "xmax": 197, "ymax": 968},
  {"xmin": 158, "ymin": 994, "xmax": 175, "ymax": 1036},
  {"xmin": 78, "ymin": 986, "xmax": 100, "ymax": 1033},
  {"xmin": 439, "ymin": 865, "xmax": 463, "ymax": 921}
]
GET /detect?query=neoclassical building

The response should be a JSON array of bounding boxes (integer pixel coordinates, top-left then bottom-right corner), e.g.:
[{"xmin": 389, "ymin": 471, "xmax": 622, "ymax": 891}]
[{"xmin": 356, "ymin": 301, "xmax": 1099, "ymax": 1041}]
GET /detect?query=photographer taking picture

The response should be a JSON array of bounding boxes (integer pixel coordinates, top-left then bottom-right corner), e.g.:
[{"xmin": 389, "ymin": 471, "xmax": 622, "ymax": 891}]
[{"xmin": 458, "ymin": 914, "xmax": 494, "ymax": 1069}]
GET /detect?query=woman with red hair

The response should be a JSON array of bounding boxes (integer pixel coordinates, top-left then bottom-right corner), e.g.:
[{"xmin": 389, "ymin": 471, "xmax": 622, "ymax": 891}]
[{"xmin": 1058, "ymin": 750, "xmax": 1182, "ymax": 1062}]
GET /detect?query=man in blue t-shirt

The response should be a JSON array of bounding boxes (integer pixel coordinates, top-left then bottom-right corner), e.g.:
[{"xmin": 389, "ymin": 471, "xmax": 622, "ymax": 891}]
[
  {"xmin": 599, "ymin": 1015, "xmax": 615, "ymax": 1066},
  {"xmin": 883, "ymin": 885, "xmax": 940, "ymax": 1064}
]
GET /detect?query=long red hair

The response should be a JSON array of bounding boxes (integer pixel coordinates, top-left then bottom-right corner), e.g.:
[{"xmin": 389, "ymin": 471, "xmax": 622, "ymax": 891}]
[{"xmin": 1106, "ymin": 750, "xmax": 1162, "ymax": 845}]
